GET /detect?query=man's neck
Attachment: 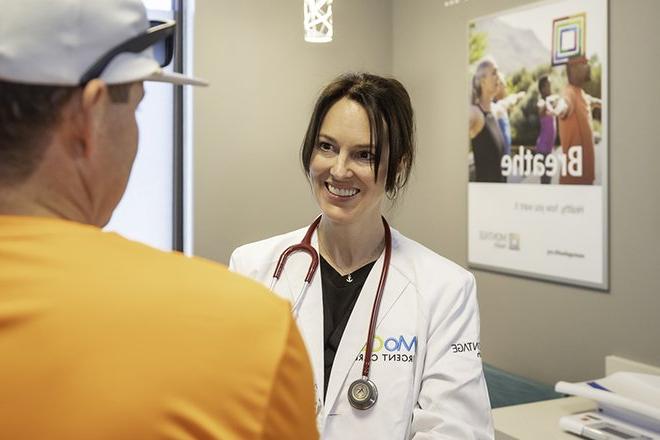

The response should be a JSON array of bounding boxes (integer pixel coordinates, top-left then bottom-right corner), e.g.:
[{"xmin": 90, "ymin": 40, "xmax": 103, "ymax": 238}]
[
  {"xmin": 0, "ymin": 183, "xmax": 93, "ymax": 225},
  {"xmin": 568, "ymin": 77, "xmax": 584, "ymax": 88}
]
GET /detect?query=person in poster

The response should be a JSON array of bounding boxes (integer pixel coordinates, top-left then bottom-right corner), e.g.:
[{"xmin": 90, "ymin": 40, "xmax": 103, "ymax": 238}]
[
  {"xmin": 469, "ymin": 58, "xmax": 507, "ymax": 183},
  {"xmin": 557, "ymin": 55, "xmax": 602, "ymax": 185},
  {"xmin": 536, "ymin": 75, "xmax": 558, "ymax": 184},
  {"xmin": 494, "ymin": 72, "xmax": 525, "ymax": 157}
]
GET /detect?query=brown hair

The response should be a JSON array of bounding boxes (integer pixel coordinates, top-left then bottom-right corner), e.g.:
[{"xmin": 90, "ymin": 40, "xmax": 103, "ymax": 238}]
[
  {"xmin": 300, "ymin": 73, "xmax": 415, "ymax": 199},
  {"xmin": 0, "ymin": 81, "xmax": 133, "ymax": 184}
]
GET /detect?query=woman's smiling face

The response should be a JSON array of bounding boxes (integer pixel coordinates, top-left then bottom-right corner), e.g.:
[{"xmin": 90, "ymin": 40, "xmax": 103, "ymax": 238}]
[{"xmin": 309, "ymin": 97, "xmax": 388, "ymax": 226}]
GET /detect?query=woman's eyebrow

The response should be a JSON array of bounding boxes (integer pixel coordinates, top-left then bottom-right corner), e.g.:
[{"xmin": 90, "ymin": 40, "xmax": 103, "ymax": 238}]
[
  {"xmin": 319, "ymin": 133, "xmax": 373, "ymax": 150},
  {"xmin": 318, "ymin": 133, "xmax": 337, "ymax": 143}
]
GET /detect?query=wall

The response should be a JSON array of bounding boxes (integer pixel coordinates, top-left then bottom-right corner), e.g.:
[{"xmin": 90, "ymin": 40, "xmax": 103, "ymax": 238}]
[
  {"xmin": 391, "ymin": 0, "xmax": 660, "ymax": 384},
  {"xmin": 193, "ymin": 0, "xmax": 392, "ymax": 263}
]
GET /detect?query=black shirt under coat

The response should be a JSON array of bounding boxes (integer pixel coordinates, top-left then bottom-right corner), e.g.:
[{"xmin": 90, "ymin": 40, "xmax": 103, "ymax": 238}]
[{"xmin": 320, "ymin": 255, "xmax": 376, "ymax": 400}]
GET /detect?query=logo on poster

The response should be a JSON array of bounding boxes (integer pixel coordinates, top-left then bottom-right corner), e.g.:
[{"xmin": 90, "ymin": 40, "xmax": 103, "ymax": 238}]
[
  {"xmin": 479, "ymin": 230, "xmax": 520, "ymax": 251},
  {"xmin": 509, "ymin": 233, "xmax": 520, "ymax": 250}
]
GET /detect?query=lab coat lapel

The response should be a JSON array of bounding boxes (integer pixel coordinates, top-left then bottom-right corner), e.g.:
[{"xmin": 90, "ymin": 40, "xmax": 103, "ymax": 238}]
[
  {"xmin": 281, "ymin": 232, "xmax": 325, "ymax": 410},
  {"xmin": 323, "ymin": 249, "xmax": 410, "ymax": 415}
]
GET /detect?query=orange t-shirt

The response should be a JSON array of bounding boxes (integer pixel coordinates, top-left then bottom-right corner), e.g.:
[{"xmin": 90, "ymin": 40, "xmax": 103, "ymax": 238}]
[
  {"xmin": 0, "ymin": 216, "xmax": 318, "ymax": 440},
  {"xmin": 558, "ymin": 84, "xmax": 596, "ymax": 185}
]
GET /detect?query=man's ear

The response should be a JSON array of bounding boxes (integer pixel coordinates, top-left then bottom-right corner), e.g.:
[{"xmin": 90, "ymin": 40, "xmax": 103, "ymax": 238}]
[{"xmin": 75, "ymin": 79, "xmax": 108, "ymax": 159}]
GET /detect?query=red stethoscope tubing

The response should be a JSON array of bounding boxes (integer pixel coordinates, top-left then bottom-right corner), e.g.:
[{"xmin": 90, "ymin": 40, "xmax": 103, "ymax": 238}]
[
  {"xmin": 269, "ymin": 215, "xmax": 392, "ymax": 381},
  {"xmin": 271, "ymin": 216, "xmax": 321, "ymax": 285},
  {"xmin": 361, "ymin": 218, "xmax": 391, "ymax": 378}
]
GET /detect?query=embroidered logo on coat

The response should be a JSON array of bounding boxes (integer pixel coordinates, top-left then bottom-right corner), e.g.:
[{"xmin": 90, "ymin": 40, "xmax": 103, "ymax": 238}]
[
  {"xmin": 450, "ymin": 341, "xmax": 481, "ymax": 358},
  {"xmin": 355, "ymin": 335, "xmax": 417, "ymax": 364}
]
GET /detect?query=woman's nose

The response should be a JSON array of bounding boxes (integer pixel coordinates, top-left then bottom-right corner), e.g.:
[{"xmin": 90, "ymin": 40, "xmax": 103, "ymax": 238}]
[{"xmin": 330, "ymin": 154, "xmax": 352, "ymax": 179}]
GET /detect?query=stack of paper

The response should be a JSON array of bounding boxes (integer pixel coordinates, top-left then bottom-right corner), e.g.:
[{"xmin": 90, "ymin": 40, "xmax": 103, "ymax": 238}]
[{"xmin": 555, "ymin": 372, "xmax": 660, "ymax": 433}]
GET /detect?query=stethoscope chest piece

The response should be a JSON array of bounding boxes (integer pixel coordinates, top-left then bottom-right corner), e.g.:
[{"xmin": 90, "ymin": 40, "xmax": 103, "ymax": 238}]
[{"xmin": 348, "ymin": 377, "xmax": 378, "ymax": 410}]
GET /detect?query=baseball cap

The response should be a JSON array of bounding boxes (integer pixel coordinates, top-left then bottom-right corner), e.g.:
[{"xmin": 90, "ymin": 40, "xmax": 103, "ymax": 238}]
[{"xmin": 0, "ymin": 0, "xmax": 207, "ymax": 87}]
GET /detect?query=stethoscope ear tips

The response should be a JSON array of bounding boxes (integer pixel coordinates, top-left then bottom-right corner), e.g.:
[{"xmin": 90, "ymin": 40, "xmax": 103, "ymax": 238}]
[{"xmin": 348, "ymin": 378, "xmax": 378, "ymax": 410}]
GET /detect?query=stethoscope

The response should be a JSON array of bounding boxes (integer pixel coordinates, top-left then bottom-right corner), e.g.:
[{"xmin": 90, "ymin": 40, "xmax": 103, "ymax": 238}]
[{"xmin": 270, "ymin": 215, "xmax": 392, "ymax": 411}]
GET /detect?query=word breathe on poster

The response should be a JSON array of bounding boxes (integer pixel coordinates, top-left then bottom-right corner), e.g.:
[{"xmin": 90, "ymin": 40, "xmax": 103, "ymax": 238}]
[{"xmin": 501, "ymin": 146, "xmax": 583, "ymax": 178}]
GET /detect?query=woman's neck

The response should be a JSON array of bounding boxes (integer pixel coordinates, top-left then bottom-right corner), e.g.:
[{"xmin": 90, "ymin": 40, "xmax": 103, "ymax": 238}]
[
  {"xmin": 479, "ymin": 95, "xmax": 493, "ymax": 112},
  {"xmin": 317, "ymin": 215, "xmax": 385, "ymax": 276}
]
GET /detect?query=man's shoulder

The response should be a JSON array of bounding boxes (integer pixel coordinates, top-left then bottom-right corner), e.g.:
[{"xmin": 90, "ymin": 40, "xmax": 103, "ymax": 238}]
[
  {"xmin": 69, "ymin": 228, "xmax": 291, "ymax": 316},
  {"xmin": 562, "ymin": 84, "xmax": 581, "ymax": 101},
  {"xmin": 72, "ymin": 225, "xmax": 296, "ymax": 340}
]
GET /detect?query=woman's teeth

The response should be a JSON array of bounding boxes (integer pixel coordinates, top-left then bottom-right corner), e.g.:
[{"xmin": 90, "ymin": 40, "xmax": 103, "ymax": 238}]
[{"xmin": 327, "ymin": 183, "xmax": 358, "ymax": 197}]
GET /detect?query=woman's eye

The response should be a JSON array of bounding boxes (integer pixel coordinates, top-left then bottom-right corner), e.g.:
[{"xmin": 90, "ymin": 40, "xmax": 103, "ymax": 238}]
[
  {"xmin": 358, "ymin": 151, "xmax": 375, "ymax": 162},
  {"xmin": 318, "ymin": 142, "xmax": 333, "ymax": 152}
]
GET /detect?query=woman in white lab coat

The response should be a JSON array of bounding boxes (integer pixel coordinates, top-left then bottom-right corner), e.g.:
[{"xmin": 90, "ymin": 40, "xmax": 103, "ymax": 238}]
[{"xmin": 230, "ymin": 73, "xmax": 493, "ymax": 439}]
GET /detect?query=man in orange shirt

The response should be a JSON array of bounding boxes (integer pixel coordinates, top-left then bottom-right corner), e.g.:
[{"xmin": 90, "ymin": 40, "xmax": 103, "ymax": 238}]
[
  {"xmin": 557, "ymin": 55, "xmax": 602, "ymax": 185},
  {"xmin": 0, "ymin": 1, "xmax": 318, "ymax": 439}
]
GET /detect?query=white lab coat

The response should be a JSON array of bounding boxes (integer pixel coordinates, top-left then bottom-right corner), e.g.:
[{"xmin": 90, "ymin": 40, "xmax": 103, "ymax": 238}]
[{"xmin": 229, "ymin": 225, "xmax": 494, "ymax": 440}]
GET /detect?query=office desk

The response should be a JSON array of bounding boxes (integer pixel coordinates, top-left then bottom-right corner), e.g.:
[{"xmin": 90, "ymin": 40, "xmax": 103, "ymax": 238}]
[{"xmin": 493, "ymin": 396, "xmax": 596, "ymax": 439}]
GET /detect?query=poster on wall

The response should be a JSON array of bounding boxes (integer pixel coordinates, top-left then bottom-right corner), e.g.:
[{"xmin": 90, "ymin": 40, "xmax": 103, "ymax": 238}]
[{"xmin": 467, "ymin": 0, "xmax": 608, "ymax": 289}]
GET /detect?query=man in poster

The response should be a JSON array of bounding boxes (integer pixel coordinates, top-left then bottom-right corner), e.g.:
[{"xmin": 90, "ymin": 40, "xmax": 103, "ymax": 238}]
[{"xmin": 557, "ymin": 55, "xmax": 602, "ymax": 185}]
